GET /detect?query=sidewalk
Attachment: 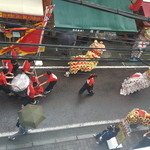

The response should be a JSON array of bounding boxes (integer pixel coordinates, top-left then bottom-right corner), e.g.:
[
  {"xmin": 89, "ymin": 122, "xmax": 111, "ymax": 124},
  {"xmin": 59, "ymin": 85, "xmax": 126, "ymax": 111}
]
[{"xmin": 0, "ymin": 122, "xmax": 149, "ymax": 150}]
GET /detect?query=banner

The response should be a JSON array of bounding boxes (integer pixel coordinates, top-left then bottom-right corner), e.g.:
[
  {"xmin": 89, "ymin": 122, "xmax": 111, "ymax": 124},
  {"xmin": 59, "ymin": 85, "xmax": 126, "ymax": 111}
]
[
  {"xmin": 116, "ymin": 120, "xmax": 132, "ymax": 145},
  {"xmin": 0, "ymin": 6, "xmax": 54, "ymax": 55}
]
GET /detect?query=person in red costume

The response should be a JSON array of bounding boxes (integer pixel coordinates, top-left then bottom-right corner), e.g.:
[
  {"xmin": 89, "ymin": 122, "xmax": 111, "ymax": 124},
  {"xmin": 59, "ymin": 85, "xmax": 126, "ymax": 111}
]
[
  {"xmin": 78, "ymin": 73, "xmax": 97, "ymax": 96},
  {"xmin": 30, "ymin": 76, "xmax": 44, "ymax": 95},
  {"xmin": 23, "ymin": 83, "xmax": 45, "ymax": 106},
  {"xmin": 22, "ymin": 59, "xmax": 34, "ymax": 75},
  {"xmin": 128, "ymin": 0, "xmax": 143, "ymax": 12},
  {"xmin": 38, "ymin": 71, "xmax": 58, "ymax": 95},
  {"xmin": 0, "ymin": 68, "xmax": 14, "ymax": 94}
]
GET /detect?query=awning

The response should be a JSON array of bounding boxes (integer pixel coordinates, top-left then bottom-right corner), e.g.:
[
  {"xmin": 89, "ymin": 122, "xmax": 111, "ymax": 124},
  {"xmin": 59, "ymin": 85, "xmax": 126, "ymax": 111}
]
[
  {"xmin": 142, "ymin": 2, "xmax": 150, "ymax": 26},
  {"xmin": 52, "ymin": 0, "xmax": 137, "ymax": 33},
  {"xmin": 0, "ymin": 0, "xmax": 44, "ymax": 21}
]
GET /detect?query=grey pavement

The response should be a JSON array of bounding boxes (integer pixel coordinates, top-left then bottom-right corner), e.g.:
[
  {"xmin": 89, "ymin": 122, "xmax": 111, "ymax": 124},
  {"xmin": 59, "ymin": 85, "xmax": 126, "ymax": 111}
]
[{"xmin": 0, "ymin": 123, "xmax": 149, "ymax": 150}]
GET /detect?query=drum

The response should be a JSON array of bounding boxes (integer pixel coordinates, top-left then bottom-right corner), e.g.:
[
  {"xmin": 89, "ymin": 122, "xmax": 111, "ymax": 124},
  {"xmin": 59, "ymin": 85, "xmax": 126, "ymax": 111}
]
[{"xmin": 11, "ymin": 73, "xmax": 30, "ymax": 97}]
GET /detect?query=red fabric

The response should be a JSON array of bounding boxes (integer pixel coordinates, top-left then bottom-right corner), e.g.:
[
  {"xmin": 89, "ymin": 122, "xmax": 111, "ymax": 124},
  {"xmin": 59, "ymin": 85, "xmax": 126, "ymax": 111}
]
[
  {"xmin": 87, "ymin": 78, "xmax": 94, "ymax": 86},
  {"xmin": 22, "ymin": 60, "xmax": 30, "ymax": 72},
  {"xmin": 136, "ymin": 109, "xmax": 146, "ymax": 117},
  {"xmin": 27, "ymin": 84, "xmax": 35, "ymax": 98},
  {"xmin": 11, "ymin": 49, "xmax": 17, "ymax": 56},
  {"xmin": 30, "ymin": 76, "xmax": 44, "ymax": 94},
  {"xmin": 43, "ymin": 73, "xmax": 58, "ymax": 83},
  {"xmin": 128, "ymin": 0, "xmax": 143, "ymax": 11},
  {"xmin": 130, "ymin": 74, "xmax": 141, "ymax": 78},
  {"xmin": 2, "ymin": 60, "xmax": 10, "ymax": 63},
  {"xmin": 0, "ymin": 22, "xmax": 44, "ymax": 55},
  {"xmin": 6, "ymin": 62, "xmax": 13, "ymax": 73},
  {"xmin": 0, "ymin": 6, "xmax": 54, "ymax": 55},
  {"xmin": 0, "ymin": 73, "xmax": 7, "ymax": 85}
]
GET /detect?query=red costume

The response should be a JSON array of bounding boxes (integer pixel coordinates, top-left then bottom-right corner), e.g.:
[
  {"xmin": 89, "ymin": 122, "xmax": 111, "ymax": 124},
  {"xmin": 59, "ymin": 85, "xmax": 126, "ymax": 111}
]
[
  {"xmin": 87, "ymin": 77, "xmax": 94, "ymax": 86},
  {"xmin": 6, "ymin": 61, "xmax": 13, "ymax": 73},
  {"xmin": 43, "ymin": 73, "xmax": 58, "ymax": 83},
  {"xmin": 30, "ymin": 76, "xmax": 44, "ymax": 95},
  {"xmin": 22, "ymin": 60, "xmax": 30, "ymax": 72},
  {"xmin": 27, "ymin": 83, "xmax": 35, "ymax": 98},
  {"xmin": 0, "ymin": 72, "xmax": 7, "ymax": 85}
]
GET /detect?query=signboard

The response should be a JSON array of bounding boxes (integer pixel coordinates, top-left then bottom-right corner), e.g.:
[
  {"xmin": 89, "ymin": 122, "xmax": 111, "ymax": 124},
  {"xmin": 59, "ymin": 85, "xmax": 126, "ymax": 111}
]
[
  {"xmin": 0, "ymin": 12, "xmax": 43, "ymax": 21},
  {"xmin": 116, "ymin": 120, "xmax": 132, "ymax": 145}
]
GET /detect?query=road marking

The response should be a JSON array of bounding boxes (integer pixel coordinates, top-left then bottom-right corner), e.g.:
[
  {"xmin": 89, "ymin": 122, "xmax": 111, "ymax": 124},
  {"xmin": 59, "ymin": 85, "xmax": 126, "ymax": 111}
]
[
  {"xmin": 28, "ymin": 66, "xmax": 149, "ymax": 69},
  {"xmin": 0, "ymin": 119, "xmax": 121, "ymax": 137},
  {"xmin": 0, "ymin": 66, "xmax": 149, "ymax": 70}
]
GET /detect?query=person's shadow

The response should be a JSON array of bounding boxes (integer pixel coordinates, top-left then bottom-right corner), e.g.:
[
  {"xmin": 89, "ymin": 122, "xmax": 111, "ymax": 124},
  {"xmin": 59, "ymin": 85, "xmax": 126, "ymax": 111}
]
[{"xmin": 76, "ymin": 93, "xmax": 93, "ymax": 105}]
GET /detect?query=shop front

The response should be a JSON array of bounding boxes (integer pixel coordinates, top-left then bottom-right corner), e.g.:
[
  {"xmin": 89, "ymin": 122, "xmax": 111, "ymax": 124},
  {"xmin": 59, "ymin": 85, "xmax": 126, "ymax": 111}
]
[{"xmin": 51, "ymin": 0, "xmax": 137, "ymax": 35}]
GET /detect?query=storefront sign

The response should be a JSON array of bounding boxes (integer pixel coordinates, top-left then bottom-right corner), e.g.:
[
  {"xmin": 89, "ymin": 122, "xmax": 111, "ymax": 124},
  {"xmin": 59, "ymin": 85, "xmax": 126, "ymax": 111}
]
[
  {"xmin": 0, "ymin": 12, "xmax": 43, "ymax": 21},
  {"xmin": 116, "ymin": 120, "xmax": 132, "ymax": 145}
]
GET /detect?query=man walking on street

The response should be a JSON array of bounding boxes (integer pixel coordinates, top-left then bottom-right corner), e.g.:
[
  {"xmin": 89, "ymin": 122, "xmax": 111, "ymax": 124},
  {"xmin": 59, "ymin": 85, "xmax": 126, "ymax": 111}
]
[
  {"xmin": 8, "ymin": 119, "xmax": 28, "ymax": 140},
  {"xmin": 79, "ymin": 73, "xmax": 97, "ymax": 96}
]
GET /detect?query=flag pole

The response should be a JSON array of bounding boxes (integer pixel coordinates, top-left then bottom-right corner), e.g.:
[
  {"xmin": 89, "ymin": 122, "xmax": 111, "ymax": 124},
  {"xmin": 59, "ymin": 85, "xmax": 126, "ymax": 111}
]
[{"xmin": 37, "ymin": 5, "xmax": 54, "ymax": 55}]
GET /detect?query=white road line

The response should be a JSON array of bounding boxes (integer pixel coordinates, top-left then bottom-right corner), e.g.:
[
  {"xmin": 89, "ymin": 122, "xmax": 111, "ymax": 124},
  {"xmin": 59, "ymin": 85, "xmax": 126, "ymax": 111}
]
[
  {"xmin": 0, "ymin": 119, "xmax": 121, "ymax": 137},
  {"xmin": 0, "ymin": 66, "xmax": 149, "ymax": 69},
  {"xmin": 29, "ymin": 66, "xmax": 150, "ymax": 69}
]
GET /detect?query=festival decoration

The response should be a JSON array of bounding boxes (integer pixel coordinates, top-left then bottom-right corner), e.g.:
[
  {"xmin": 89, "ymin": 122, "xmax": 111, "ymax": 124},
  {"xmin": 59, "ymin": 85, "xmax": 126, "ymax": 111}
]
[
  {"xmin": 120, "ymin": 69, "xmax": 150, "ymax": 96},
  {"xmin": 66, "ymin": 40, "xmax": 106, "ymax": 75},
  {"xmin": 125, "ymin": 108, "xmax": 150, "ymax": 126},
  {"xmin": 0, "ymin": 6, "xmax": 54, "ymax": 55},
  {"xmin": 128, "ymin": 0, "xmax": 143, "ymax": 11}
]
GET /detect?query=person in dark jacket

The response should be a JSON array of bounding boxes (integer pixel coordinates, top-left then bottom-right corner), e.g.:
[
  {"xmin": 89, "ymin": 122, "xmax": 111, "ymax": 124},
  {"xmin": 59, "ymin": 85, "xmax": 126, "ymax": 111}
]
[{"xmin": 93, "ymin": 125, "xmax": 120, "ymax": 144}]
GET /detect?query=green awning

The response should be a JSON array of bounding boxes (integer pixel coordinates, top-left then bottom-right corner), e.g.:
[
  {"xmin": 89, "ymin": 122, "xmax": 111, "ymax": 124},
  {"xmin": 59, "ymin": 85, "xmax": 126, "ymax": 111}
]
[{"xmin": 52, "ymin": 0, "xmax": 137, "ymax": 33}]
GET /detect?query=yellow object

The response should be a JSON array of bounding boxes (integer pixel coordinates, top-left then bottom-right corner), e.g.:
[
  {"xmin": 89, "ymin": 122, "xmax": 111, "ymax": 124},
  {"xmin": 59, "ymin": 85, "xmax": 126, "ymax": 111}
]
[
  {"xmin": 125, "ymin": 108, "xmax": 150, "ymax": 126},
  {"xmin": 68, "ymin": 40, "xmax": 106, "ymax": 74}
]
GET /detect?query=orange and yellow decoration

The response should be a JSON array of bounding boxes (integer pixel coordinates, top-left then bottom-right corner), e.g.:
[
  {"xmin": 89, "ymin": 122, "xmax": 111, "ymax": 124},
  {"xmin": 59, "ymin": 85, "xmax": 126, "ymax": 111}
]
[
  {"xmin": 68, "ymin": 40, "xmax": 106, "ymax": 74},
  {"xmin": 125, "ymin": 108, "xmax": 150, "ymax": 126}
]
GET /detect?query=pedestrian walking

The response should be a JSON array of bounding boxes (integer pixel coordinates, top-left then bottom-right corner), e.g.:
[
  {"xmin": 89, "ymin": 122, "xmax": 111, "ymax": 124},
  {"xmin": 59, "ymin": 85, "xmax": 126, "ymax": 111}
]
[
  {"xmin": 93, "ymin": 125, "xmax": 120, "ymax": 144},
  {"xmin": 8, "ymin": 119, "xmax": 28, "ymax": 140},
  {"xmin": 38, "ymin": 71, "xmax": 58, "ymax": 95},
  {"xmin": 79, "ymin": 73, "xmax": 97, "ymax": 96}
]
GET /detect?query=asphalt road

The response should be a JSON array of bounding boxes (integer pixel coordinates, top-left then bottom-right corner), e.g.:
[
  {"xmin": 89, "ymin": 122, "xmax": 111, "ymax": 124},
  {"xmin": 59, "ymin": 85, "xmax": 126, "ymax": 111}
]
[{"xmin": 0, "ymin": 68, "xmax": 150, "ymax": 133}]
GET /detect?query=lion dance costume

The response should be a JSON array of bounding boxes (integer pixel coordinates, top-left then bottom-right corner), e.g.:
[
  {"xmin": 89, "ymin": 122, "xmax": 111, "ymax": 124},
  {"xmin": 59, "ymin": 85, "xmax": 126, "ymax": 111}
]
[
  {"xmin": 125, "ymin": 108, "xmax": 150, "ymax": 126},
  {"xmin": 120, "ymin": 69, "xmax": 150, "ymax": 96},
  {"xmin": 65, "ymin": 40, "xmax": 106, "ymax": 75}
]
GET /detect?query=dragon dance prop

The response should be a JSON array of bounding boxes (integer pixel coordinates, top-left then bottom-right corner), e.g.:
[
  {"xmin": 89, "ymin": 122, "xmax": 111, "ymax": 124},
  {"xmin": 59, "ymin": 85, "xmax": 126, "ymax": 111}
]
[
  {"xmin": 67, "ymin": 40, "xmax": 106, "ymax": 74},
  {"xmin": 125, "ymin": 108, "xmax": 150, "ymax": 126},
  {"xmin": 120, "ymin": 69, "xmax": 150, "ymax": 96}
]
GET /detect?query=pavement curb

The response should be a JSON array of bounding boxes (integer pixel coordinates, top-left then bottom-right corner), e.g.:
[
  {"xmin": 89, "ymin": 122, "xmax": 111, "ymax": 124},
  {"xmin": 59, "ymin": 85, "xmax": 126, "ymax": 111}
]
[
  {"xmin": 0, "ymin": 121, "xmax": 149, "ymax": 150},
  {"xmin": 0, "ymin": 119, "xmax": 122, "ymax": 137}
]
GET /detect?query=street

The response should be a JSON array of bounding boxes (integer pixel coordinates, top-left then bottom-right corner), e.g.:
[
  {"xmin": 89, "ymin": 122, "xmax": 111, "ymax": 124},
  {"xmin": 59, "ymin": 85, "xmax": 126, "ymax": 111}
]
[{"xmin": 0, "ymin": 67, "xmax": 150, "ymax": 134}]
